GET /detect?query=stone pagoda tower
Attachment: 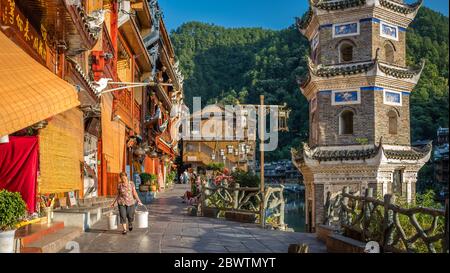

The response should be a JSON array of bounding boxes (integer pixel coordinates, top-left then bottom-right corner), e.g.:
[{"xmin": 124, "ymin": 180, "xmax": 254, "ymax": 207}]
[{"xmin": 291, "ymin": 0, "xmax": 431, "ymax": 232}]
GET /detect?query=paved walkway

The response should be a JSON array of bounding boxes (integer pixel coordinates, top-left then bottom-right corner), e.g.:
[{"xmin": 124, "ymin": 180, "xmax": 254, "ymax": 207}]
[{"xmin": 68, "ymin": 184, "xmax": 326, "ymax": 253}]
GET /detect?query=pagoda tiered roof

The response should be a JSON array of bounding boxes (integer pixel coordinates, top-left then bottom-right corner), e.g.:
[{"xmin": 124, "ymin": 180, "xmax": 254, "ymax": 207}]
[
  {"xmin": 296, "ymin": 8, "xmax": 313, "ymax": 30},
  {"xmin": 379, "ymin": 0, "xmax": 423, "ymax": 15},
  {"xmin": 377, "ymin": 60, "xmax": 426, "ymax": 79},
  {"xmin": 314, "ymin": 0, "xmax": 367, "ymax": 11},
  {"xmin": 291, "ymin": 141, "xmax": 432, "ymax": 163},
  {"xmin": 308, "ymin": 58, "xmax": 376, "ymax": 78},
  {"xmin": 298, "ymin": 57, "xmax": 425, "ymax": 88},
  {"xmin": 383, "ymin": 144, "xmax": 432, "ymax": 160},
  {"xmin": 296, "ymin": 0, "xmax": 422, "ymax": 35}
]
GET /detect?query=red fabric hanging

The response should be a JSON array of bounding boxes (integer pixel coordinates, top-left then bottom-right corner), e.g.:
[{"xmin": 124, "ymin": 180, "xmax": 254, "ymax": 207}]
[{"xmin": 0, "ymin": 136, "xmax": 38, "ymax": 212}]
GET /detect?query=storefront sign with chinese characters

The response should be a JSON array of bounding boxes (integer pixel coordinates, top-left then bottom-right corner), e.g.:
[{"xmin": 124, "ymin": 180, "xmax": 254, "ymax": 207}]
[{"xmin": 0, "ymin": 0, "xmax": 48, "ymax": 61}]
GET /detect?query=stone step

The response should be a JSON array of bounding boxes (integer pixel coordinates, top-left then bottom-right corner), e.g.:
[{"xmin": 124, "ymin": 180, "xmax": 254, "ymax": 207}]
[
  {"xmin": 15, "ymin": 222, "xmax": 65, "ymax": 247},
  {"xmin": 77, "ymin": 197, "xmax": 114, "ymax": 206},
  {"xmin": 20, "ymin": 227, "xmax": 82, "ymax": 253},
  {"xmin": 76, "ymin": 197, "xmax": 115, "ymax": 207}
]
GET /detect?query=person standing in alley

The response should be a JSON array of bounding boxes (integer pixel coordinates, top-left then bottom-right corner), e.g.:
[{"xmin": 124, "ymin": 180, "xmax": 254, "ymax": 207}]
[{"xmin": 111, "ymin": 172, "xmax": 143, "ymax": 235}]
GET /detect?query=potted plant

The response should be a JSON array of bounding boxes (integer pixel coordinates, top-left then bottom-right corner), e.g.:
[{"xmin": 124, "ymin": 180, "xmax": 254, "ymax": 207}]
[
  {"xmin": 0, "ymin": 190, "xmax": 27, "ymax": 253},
  {"xmin": 139, "ymin": 173, "xmax": 153, "ymax": 192},
  {"xmin": 166, "ymin": 171, "xmax": 176, "ymax": 189},
  {"xmin": 150, "ymin": 177, "xmax": 158, "ymax": 192}
]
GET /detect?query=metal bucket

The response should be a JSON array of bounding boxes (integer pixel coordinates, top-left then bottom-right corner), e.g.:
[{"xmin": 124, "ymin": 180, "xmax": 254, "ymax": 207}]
[
  {"xmin": 135, "ymin": 205, "xmax": 148, "ymax": 229},
  {"xmin": 107, "ymin": 214, "xmax": 118, "ymax": 230}
]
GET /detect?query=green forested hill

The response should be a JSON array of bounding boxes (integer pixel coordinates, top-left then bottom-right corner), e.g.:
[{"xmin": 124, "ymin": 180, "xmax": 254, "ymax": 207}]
[{"xmin": 171, "ymin": 7, "xmax": 449, "ymax": 161}]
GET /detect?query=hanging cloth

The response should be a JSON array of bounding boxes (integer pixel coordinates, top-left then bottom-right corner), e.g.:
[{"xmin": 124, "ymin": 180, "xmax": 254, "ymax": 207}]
[{"xmin": 0, "ymin": 136, "xmax": 39, "ymax": 212}]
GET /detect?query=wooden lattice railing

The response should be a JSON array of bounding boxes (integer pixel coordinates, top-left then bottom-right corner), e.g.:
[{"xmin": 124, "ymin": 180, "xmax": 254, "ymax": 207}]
[
  {"xmin": 324, "ymin": 187, "xmax": 449, "ymax": 253},
  {"xmin": 200, "ymin": 182, "xmax": 286, "ymax": 228}
]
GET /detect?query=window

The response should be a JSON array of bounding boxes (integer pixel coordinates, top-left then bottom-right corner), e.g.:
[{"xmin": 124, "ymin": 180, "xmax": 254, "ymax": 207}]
[
  {"xmin": 384, "ymin": 43, "xmax": 395, "ymax": 63},
  {"xmin": 388, "ymin": 110, "xmax": 398, "ymax": 135},
  {"xmin": 393, "ymin": 170, "xmax": 403, "ymax": 195},
  {"xmin": 340, "ymin": 43, "xmax": 354, "ymax": 62},
  {"xmin": 339, "ymin": 110, "xmax": 354, "ymax": 135}
]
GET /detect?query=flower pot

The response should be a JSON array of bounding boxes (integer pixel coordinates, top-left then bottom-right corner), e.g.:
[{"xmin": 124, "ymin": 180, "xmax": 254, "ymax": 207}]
[
  {"xmin": 0, "ymin": 230, "xmax": 16, "ymax": 253},
  {"xmin": 150, "ymin": 185, "xmax": 157, "ymax": 192}
]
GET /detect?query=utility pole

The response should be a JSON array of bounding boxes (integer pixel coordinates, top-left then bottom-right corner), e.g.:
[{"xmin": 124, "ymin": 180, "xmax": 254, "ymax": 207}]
[{"xmin": 259, "ymin": 95, "xmax": 265, "ymax": 228}]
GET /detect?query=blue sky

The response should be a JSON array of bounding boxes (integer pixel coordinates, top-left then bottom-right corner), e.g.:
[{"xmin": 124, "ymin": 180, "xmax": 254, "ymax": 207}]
[{"xmin": 158, "ymin": 0, "xmax": 449, "ymax": 32}]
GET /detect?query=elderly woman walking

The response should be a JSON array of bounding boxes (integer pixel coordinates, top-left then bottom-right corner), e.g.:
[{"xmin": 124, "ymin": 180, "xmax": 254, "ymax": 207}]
[{"xmin": 111, "ymin": 172, "xmax": 143, "ymax": 235}]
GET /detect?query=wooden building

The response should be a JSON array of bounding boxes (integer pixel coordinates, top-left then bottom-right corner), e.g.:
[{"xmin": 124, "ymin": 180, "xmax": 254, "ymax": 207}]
[
  {"xmin": 0, "ymin": 0, "xmax": 184, "ymax": 212},
  {"xmin": 182, "ymin": 105, "xmax": 256, "ymax": 173}
]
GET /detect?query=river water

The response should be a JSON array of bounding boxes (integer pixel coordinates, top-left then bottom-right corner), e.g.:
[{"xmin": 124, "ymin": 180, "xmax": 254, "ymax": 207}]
[{"xmin": 283, "ymin": 190, "xmax": 306, "ymax": 232}]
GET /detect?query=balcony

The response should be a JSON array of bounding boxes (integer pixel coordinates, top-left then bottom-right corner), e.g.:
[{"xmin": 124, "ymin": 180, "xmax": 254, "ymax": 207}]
[
  {"xmin": 119, "ymin": 15, "xmax": 152, "ymax": 73},
  {"xmin": 14, "ymin": 0, "xmax": 98, "ymax": 55},
  {"xmin": 132, "ymin": 0, "xmax": 152, "ymax": 34}
]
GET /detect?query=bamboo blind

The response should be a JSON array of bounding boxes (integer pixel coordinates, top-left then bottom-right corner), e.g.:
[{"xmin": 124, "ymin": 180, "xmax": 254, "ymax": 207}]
[
  {"xmin": 0, "ymin": 31, "xmax": 80, "ymax": 136},
  {"xmin": 38, "ymin": 108, "xmax": 84, "ymax": 194},
  {"xmin": 101, "ymin": 93, "xmax": 125, "ymax": 173}
]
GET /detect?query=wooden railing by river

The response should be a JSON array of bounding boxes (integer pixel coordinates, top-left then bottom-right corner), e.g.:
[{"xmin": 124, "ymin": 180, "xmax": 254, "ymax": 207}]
[
  {"xmin": 323, "ymin": 186, "xmax": 448, "ymax": 253},
  {"xmin": 200, "ymin": 182, "xmax": 287, "ymax": 229}
]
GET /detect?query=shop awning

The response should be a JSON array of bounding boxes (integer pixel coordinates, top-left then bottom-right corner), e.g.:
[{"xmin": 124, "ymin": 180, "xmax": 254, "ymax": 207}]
[{"xmin": 0, "ymin": 31, "xmax": 80, "ymax": 136}]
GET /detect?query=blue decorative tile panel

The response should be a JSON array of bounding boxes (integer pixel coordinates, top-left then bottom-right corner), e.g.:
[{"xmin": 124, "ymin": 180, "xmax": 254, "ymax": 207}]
[
  {"xmin": 334, "ymin": 22, "xmax": 358, "ymax": 37},
  {"xmin": 384, "ymin": 91, "xmax": 402, "ymax": 105},
  {"xmin": 332, "ymin": 91, "xmax": 360, "ymax": 105},
  {"xmin": 381, "ymin": 23, "xmax": 398, "ymax": 40},
  {"xmin": 360, "ymin": 86, "xmax": 384, "ymax": 91}
]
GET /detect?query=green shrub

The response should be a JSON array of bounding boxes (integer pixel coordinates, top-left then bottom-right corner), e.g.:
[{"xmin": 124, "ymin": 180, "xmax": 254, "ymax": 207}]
[
  {"xmin": 206, "ymin": 163, "xmax": 224, "ymax": 172},
  {"xmin": 140, "ymin": 173, "xmax": 157, "ymax": 185},
  {"xmin": 167, "ymin": 171, "xmax": 177, "ymax": 184},
  {"xmin": 356, "ymin": 190, "xmax": 445, "ymax": 253},
  {"xmin": 394, "ymin": 190, "xmax": 445, "ymax": 253},
  {"xmin": 231, "ymin": 170, "xmax": 259, "ymax": 188},
  {"xmin": 0, "ymin": 190, "xmax": 27, "ymax": 231}
]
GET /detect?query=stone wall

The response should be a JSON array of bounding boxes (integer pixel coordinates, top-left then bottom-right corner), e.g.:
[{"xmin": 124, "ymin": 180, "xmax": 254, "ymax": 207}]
[
  {"xmin": 315, "ymin": 90, "xmax": 375, "ymax": 146},
  {"xmin": 317, "ymin": 20, "xmax": 406, "ymax": 66},
  {"xmin": 374, "ymin": 91, "xmax": 410, "ymax": 145},
  {"xmin": 319, "ymin": 20, "xmax": 373, "ymax": 65},
  {"xmin": 372, "ymin": 22, "xmax": 407, "ymax": 67},
  {"xmin": 314, "ymin": 184, "xmax": 325, "ymax": 227}
]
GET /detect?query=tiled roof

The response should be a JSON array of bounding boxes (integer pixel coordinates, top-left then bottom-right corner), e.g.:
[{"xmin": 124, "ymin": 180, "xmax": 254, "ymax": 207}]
[
  {"xmin": 378, "ymin": 60, "xmax": 425, "ymax": 79},
  {"xmin": 308, "ymin": 58, "xmax": 376, "ymax": 78},
  {"xmin": 383, "ymin": 144, "xmax": 432, "ymax": 160},
  {"xmin": 315, "ymin": 0, "xmax": 367, "ymax": 10},
  {"xmin": 292, "ymin": 143, "xmax": 380, "ymax": 162},
  {"xmin": 296, "ymin": 8, "xmax": 313, "ymax": 30},
  {"xmin": 379, "ymin": 0, "xmax": 423, "ymax": 14},
  {"xmin": 309, "ymin": 147, "xmax": 380, "ymax": 162},
  {"xmin": 292, "ymin": 142, "xmax": 432, "ymax": 163},
  {"xmin": 66, "ymin": 58, "xmax": 97, "ymax": 94}
]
